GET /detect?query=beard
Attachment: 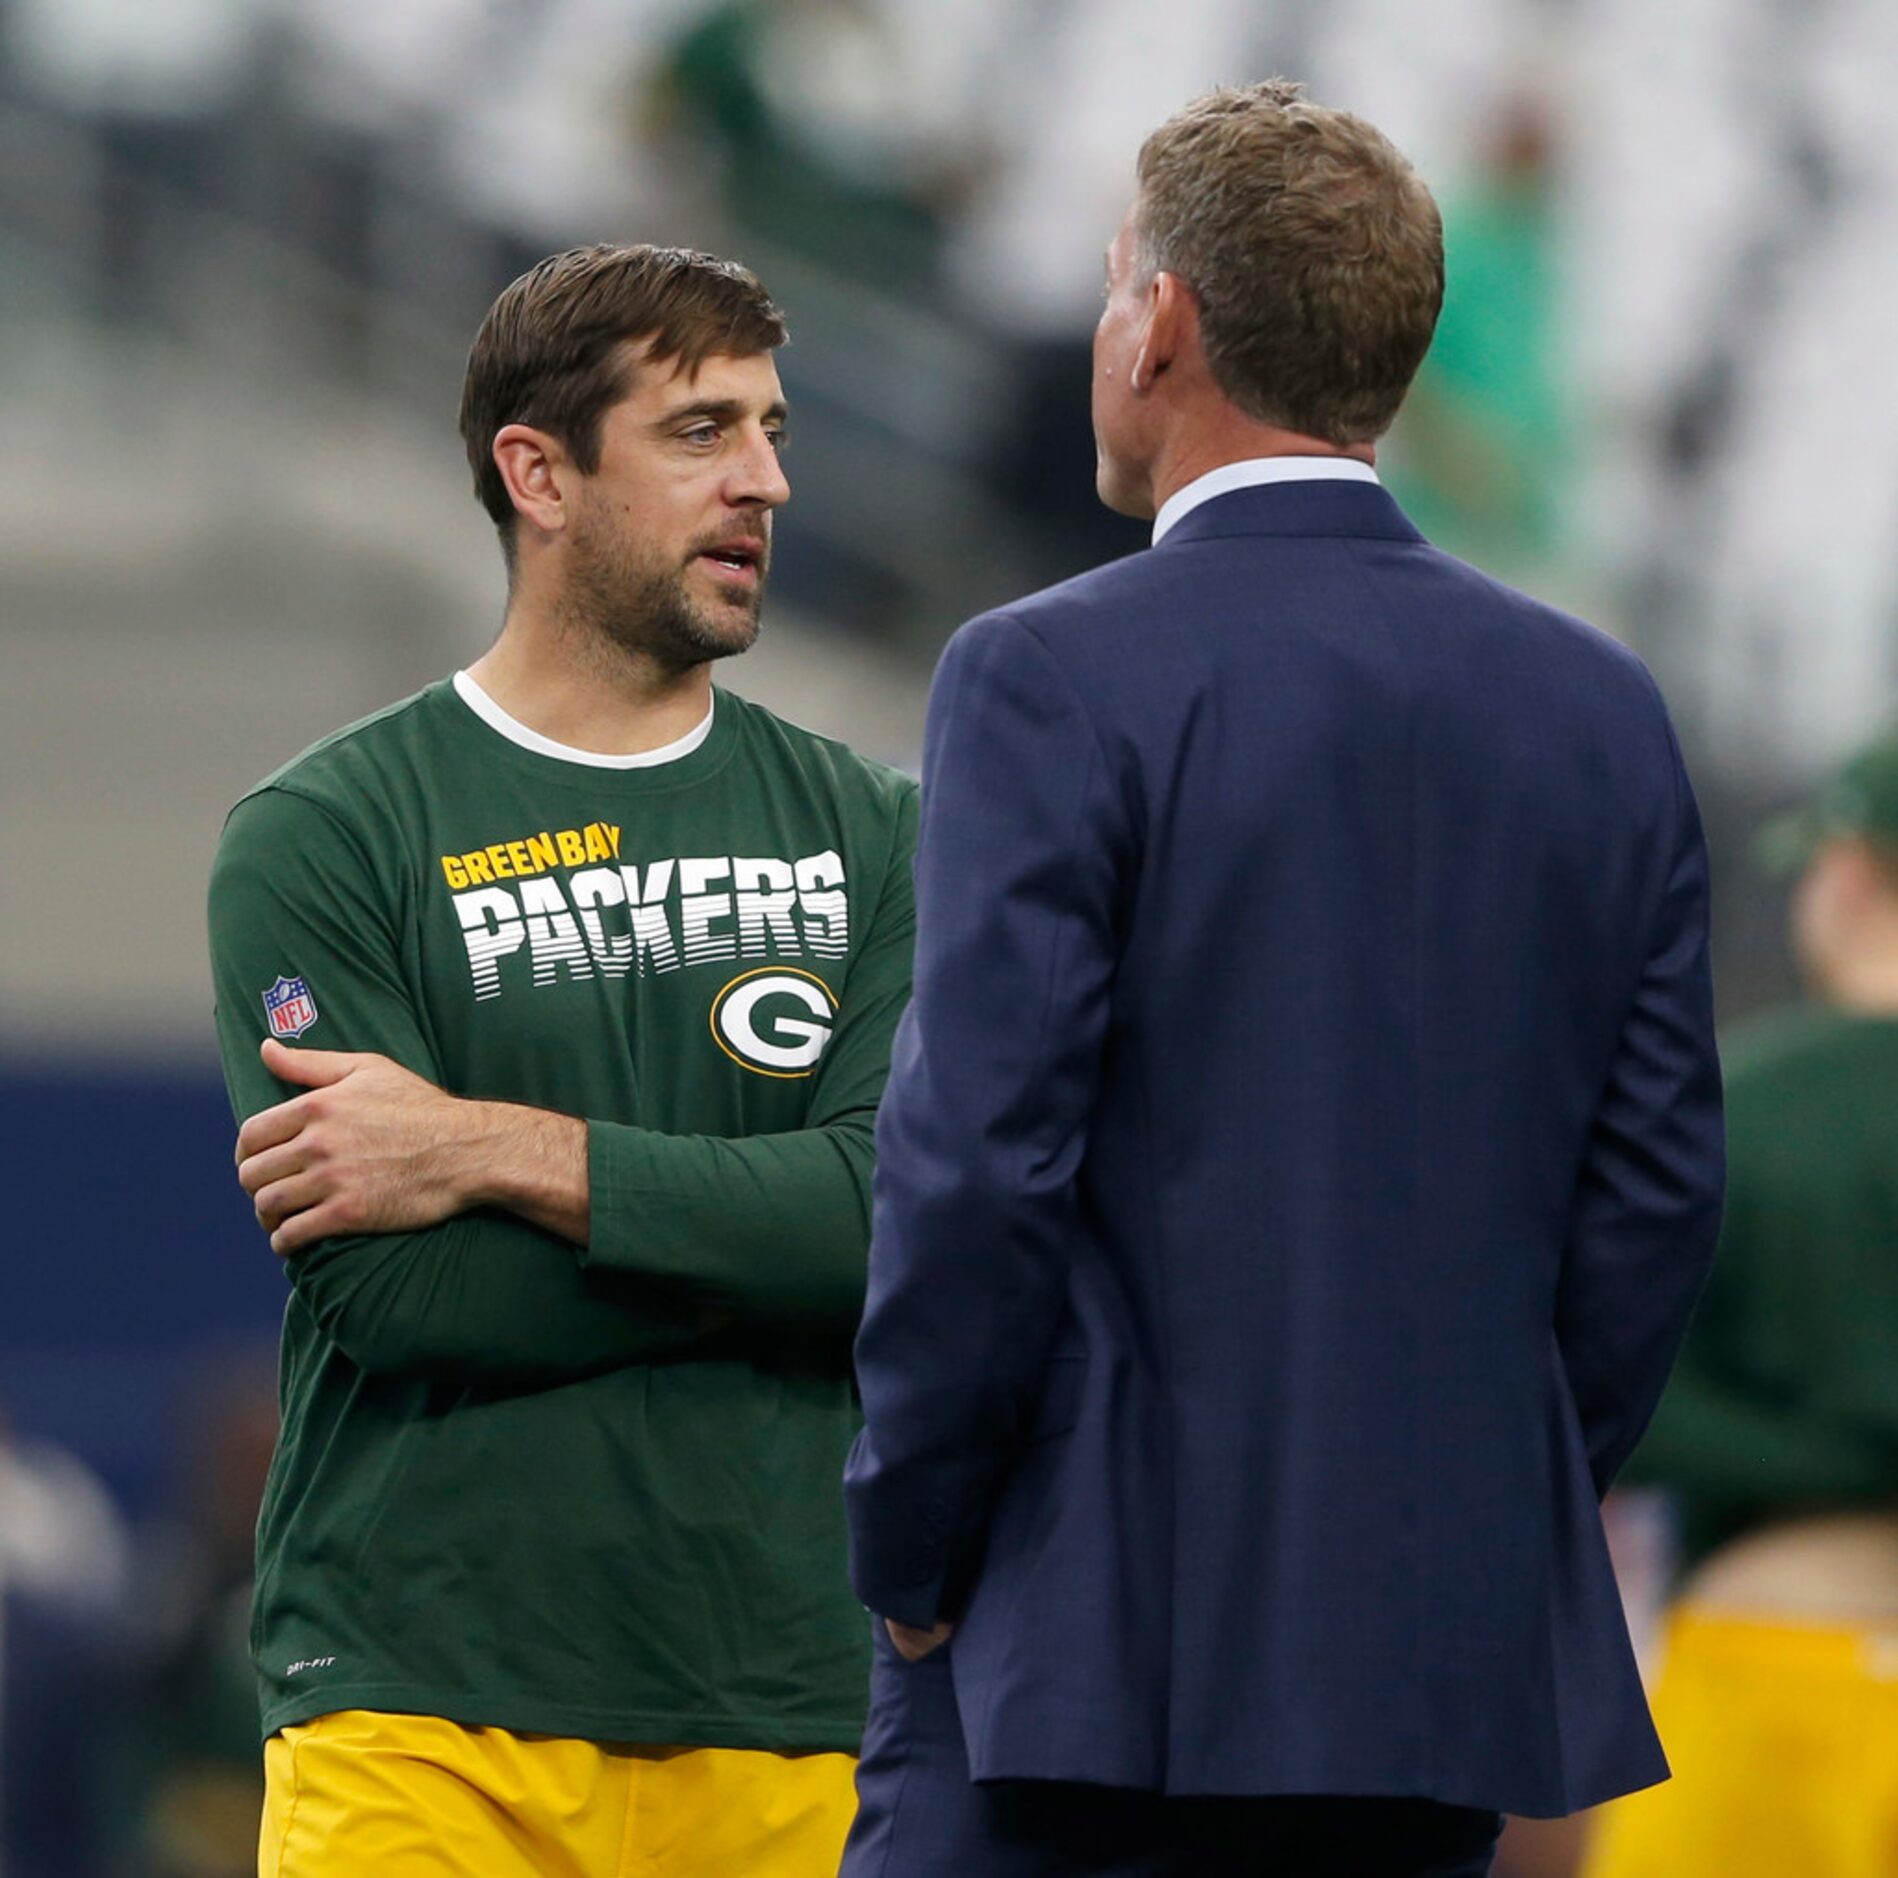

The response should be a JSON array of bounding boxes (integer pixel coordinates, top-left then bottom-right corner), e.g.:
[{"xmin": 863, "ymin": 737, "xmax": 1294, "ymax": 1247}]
[{"xmin": 563, "ymin": 509, "xmax": 768, "ymax": 673}]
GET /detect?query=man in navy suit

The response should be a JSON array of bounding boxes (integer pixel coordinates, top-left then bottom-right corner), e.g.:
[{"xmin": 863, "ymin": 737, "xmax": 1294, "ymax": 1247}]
[{"xmin": 840, "ymin": 80, "xmax": 1724, "ymax": 1878}]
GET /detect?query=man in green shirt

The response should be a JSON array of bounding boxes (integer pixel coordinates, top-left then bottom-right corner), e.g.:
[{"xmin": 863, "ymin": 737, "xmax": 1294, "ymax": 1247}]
[
  {"xmin": 208, "ymin": 244, "xmax": 916, "ymax": 1876},
  {"xmin": 1584, "ymin": 728, "xmax": 1898, "ymax": 1877}
]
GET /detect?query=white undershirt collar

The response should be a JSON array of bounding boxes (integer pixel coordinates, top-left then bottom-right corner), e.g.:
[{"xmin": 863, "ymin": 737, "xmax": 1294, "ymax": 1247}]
[
  {"xmin": 1151, "ymin": 455, "xmax": 1381, "ymax": 546},
  {"xmin": 453, "ymin": 669, "xmax": 715, "ymax": 769}
]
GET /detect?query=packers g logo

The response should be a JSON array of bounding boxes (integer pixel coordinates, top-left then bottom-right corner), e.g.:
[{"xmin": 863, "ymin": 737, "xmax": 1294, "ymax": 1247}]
[{"xmin": 710, "ymin": 968, "xmax": 838, "ymax": 1078}]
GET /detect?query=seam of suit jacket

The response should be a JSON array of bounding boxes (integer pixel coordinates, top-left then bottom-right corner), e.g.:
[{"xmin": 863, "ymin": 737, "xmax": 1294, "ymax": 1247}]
[
  {"xmin": 1329, "ymin": 539, "xmax": 1436, "ymax": 1779},
  {"xmin": 954, "ymin": 613, "xmax": 1135, "ymax": 1572}
]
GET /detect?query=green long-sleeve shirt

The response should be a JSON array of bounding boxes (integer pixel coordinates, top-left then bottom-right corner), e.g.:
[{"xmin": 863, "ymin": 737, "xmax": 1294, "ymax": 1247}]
[
  {"xmin": 207, "ymin": 675, "xmax": 916, "ymax": 1747},
  {"xmin": 1626, "ymin": 1003, "xmax": 1898, "ymax": 1567}
]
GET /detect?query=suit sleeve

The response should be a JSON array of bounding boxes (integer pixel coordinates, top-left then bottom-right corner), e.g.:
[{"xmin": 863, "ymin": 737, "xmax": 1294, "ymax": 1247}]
[
  {"xmin": 576, "ymin": 782, "xmax": 918, "ymax": 1328},
  {"xmin": 209, "ymin": 787, "xmax": 705, "ymax": 1389},
  {"xmin": 845, "ymin": 613, "xmax": 1130, "ymax": 1625},
  {"xmin": 1555, "ymin": 713, "xmax": 1725, "ymax": 1497}
]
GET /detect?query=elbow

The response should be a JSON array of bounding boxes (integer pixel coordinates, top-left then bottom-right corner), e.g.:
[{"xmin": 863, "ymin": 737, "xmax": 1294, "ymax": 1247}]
[
  {"xmin": 289, "ymin": 1228, "xmax": 504, "ymax": 1383},
  {"xmin": 308, "ymin": 1297, "xmax": 447, "ymax": 1378},
  {"xmin": 293, "ymin": 1268, "xmax": 472, "ymax": 1381}
]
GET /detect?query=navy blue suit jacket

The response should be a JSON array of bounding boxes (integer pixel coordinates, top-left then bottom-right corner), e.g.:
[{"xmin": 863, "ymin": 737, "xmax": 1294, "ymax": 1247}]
[{"xmin": 844, "ymin": 480, "xmax": 1723, "ymax": 1819}]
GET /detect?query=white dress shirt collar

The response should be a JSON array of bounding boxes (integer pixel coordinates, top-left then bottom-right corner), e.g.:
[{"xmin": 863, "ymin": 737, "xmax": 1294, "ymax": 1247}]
[{"xmin": 1151, "ymin": 456, "xmax": 1381, "ymax": 546}]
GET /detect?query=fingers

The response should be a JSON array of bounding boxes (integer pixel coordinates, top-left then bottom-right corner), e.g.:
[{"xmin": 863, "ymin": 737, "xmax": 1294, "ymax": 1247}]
[
  {"xmin": 259, "ymin": 1037, "xmax": 369, "ymax": 1087},
  {"xmin": 236, "ymin": 1096, "xmax": 310, "ymax": 1164},
  {"xmin": 239, "ymin": 1037, "xmax": 387, "ymax": 1163},
  {"xmin": 270, "ymin": 1200, "xmax": 350, "ymax": 1258},
  {"xmin": 237, "ymin": 1139, "xmax": 309, "ymax": 1197},
  {"xmin": 252, "ymin": 1172, "xmax": 330, "ymax": 1238},
  {"xmin": 884, "ymin": 1618, "xmax": 955, "ymax": 1663}
]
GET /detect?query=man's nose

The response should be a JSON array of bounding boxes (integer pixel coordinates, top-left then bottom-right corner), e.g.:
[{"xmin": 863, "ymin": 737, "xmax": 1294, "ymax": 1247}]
[{"xmin": 728, "ymin": 429, "xmax": 791, "ymax": 509}]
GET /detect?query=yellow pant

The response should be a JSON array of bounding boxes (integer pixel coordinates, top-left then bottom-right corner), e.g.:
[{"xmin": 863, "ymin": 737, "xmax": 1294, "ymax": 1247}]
[
  {"xmin": 260, "ymin": 1708, "xmax": 858, "ymax": 1877},
  {"xmin": 1582, "ymin": 1609, "xmax": 1898, "ymax": 1878}
]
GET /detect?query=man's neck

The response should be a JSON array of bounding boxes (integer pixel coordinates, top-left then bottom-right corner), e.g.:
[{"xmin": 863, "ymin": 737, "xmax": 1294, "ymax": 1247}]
[
  {"xmin": 1146, "ymin": 418, "xmax": 1376, "ymax": 520},
  {"xmin": 467, "ymin": 601, "xmax": 713, "ymax": 758}
]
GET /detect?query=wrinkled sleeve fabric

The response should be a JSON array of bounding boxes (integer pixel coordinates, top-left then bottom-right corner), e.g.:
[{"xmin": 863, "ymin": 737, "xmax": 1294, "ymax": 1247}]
[
  {"xmin": 1556, "ymin": 715, "xmax": 1726, "ymax": 1497},
  {"xmin": 577, "ymin": 782, "xmax": 918, "ymax": 1329},
  {"xmin": 845, "ymin": 612, "xmax": 1131, "ymax": 1626},
  {"xmin": 209, "ymin": 786, "xmax": 703, "ymax": 1388}
]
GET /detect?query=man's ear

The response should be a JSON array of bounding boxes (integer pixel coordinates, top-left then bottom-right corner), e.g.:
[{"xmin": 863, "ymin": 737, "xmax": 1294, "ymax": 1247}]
[
  {"xmin": 1131, "ymin": 270, "xmax": 1195, "ymax": 394},
  {"xmin": 492, "ymin": 425, "xmax": 571, "ymax": 538}
]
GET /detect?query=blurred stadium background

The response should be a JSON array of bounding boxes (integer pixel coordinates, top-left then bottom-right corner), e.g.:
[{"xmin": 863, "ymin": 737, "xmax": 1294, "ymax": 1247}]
[{"xmin": 2, "ymin": 0, "xmax": 1896, "ymax": 1871}]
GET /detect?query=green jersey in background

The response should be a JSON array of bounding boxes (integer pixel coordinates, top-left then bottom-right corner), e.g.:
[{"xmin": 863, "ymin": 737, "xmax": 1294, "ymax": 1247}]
[
  {"xmin": 207, "ymin": 674, "xmax": 917, "ymax": 1750},
  {"xmin": 1627, "ymin": 1004, "xmax": 1898, "ymax": 1569}
]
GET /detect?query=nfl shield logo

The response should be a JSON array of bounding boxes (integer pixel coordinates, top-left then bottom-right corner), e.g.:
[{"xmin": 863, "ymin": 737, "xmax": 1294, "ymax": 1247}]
[{"xmin": 263, "ymin": 975, "xmax": 319, "ymax": 1039}]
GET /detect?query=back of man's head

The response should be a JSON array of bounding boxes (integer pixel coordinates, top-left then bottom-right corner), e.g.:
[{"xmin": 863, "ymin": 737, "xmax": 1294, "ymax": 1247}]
[{"xmin": 1135, "ymin": 81, "xmax": 1444, "ymax": 444}]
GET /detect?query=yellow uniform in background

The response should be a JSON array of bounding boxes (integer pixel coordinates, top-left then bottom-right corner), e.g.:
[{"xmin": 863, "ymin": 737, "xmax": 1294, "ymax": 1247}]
[
  {"xmin": 1582, "ymin": 1603, "xmax": 1898, "ymax": 1878},
  {"xmin": 1583, "ymin": 989, "xmax": 1898, "ymax": 1878}
]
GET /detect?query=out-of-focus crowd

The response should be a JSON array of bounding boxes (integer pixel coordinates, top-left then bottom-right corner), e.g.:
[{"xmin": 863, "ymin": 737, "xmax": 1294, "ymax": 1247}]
[
  {"xmin": 1, "ymin": 1366, "xmax": 276, "ymax": 1877},
  {"xmin": 6, "ymin": 0, "xmax": 1898, "ymax": 771}
]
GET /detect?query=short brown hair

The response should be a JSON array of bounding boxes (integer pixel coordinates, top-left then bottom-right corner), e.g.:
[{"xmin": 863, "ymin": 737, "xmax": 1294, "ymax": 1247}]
[
  {"xmin": 1135, "ymin": 81, "xmax": 1443, "ymax": 444},
  {"xmin": 459, "ymin": 244, "xmax": 787, "ymax": 550}
]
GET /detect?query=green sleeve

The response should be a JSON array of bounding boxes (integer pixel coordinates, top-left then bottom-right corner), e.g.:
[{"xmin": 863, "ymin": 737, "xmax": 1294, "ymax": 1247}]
[
  {"xmin": 579, "ymin": 782, "xmax": 918, "ymax": 1328},
  {"xmin": 208, "ymin": 787, "xmax": 704, "ymax": 1389},
  {"xmin": 1626, "ymin": 1153, "xmax": 1898, "ymax": 1515},
  {"xmin": 1629, "ymin": 1340, "xmax": 1897, "ymax": 1511}
]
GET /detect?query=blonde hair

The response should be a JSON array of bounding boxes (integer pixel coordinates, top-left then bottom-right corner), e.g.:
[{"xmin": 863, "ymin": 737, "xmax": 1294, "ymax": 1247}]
[{"xmin": 1136, "ymin": 81, "xmax": 1444, "ymax": 443}]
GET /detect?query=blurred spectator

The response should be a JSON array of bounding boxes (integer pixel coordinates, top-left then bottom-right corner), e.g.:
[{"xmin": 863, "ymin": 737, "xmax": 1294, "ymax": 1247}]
[
  {"xmin": 2, "ymin": 0, "xmax": 259, "ymax": 316},
  {"xmin": 1582, "ymin": 723, "xmax": 1898, "ymax": 1877},
  {"xmin": 117, "ymin": 1358, "xmax": 278, "ymax": 1878},
  {"xmin": 649, "ymin": 0, "xmax": 974, "ymax": 289},
  {"xmin": 444, "ymin": 0, "xmax": 703, "ymax": 247},
  {"xmin": 1384, "ymin": 92, "xmax": 1572, "ymax": 584},
  {"xmin": 1567, "ymin": 0, "xmax": 1898, "ymax": 778},
  {"xmin": 0, "ymin": 1412, "xmax": 131, "ymax": 1878},
  {"xmin": 945, "ymin": 0, "xmax": 1264, "ymax": 582}
]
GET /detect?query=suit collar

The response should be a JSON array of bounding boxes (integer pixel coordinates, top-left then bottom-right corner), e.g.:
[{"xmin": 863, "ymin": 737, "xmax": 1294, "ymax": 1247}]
[
  {"xmin": 1151, "ymin": 456, "xmax": 1381, "ymax": 543},
  {"xmin": 1154, "ymin": 478, "xmax": 1425, "ymax": 548}
]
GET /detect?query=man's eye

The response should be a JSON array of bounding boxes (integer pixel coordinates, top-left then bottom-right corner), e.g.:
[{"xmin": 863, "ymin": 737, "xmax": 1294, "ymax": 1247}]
[
  {"xmin": 766, "ymin": 429, "xmax": 788, "ymax": 453},
  {"xmin": 682, "ymin": 424, "xmax": 720, "ymax": 446}
]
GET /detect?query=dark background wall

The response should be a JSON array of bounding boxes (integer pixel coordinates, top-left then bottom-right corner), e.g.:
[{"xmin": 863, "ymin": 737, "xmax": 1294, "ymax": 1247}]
[{"xmin": 0, "ymin": 1064, "xmax": 284, "ymax": 1517}]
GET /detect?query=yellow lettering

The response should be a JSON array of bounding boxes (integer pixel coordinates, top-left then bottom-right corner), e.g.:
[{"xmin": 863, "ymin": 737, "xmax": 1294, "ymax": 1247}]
[
  {"xmin": 583, "ymin": 824, "xmax": 611, "ymax": 864},
  {"xmin": 605, "ymin": 823, "xmax": 622, "ymax": 858},
  {"xmin": 507, "ymin": 840, "xmax": 534, "ymax": 877},
  {"xmin": 488, "ymin": 843, "xmax": 514, "ymax": 880},
  {"xmin": 525, "ymin": 833, "xmax": 558, "ymax": 874},
  {"xmin": 440, "ymin": 854, "xmax": 469, "ymax": 891},
  {"xmin": 556, "ymin": 828, "xmax": 587, "ymax": 867},
  {"xmin": 462, "ymin": 849, "xmax": 494, "ymax": 885}
]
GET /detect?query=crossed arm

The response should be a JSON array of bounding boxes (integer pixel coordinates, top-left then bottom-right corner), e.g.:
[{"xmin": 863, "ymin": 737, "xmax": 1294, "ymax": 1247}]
[
  {"xmin": 231, "ymin": 1034, "xmax": 964, "ymax": 1664},
  {"xmin": 209, "ymin": 783, "xmax": 915, "ymax": 1388},
  {"xmin": 238, "ymin": 1037, "xmax": 587, "ymax": 1253}
]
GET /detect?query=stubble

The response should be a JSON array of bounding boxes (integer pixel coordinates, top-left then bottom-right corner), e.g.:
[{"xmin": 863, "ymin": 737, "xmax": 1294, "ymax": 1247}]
[{"xmin": 562, "ymin": 507, "xmax": 768, "ymax": 675}]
